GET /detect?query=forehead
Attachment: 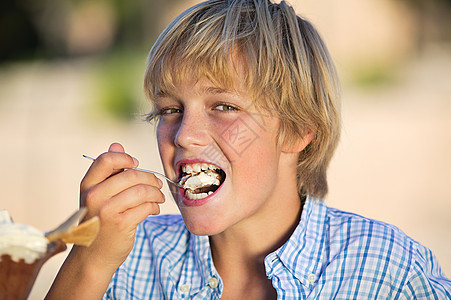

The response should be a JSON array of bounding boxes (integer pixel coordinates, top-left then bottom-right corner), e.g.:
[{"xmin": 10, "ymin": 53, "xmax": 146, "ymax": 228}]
[
  {"xmin": 155, "ymin": 76, "xmax": 242, "ymax": 98},
  {"xmin": 153, "ymin": 51, "xmax": 251, "ymax": 98},
  {"xmin": 151, "ymin": 44, "xmax": 250, "ymax": 90}
]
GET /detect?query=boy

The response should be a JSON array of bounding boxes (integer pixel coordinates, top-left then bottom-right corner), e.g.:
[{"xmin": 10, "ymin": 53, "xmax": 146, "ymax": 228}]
[{"xmin": 48, "ymin": 0, "xmax": 450, "ymax": 299}]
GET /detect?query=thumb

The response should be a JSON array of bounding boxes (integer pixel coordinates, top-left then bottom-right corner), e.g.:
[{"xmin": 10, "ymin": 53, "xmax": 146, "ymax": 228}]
[
  {"xmin": 107, "ymin": 143, "xmax": 139, "ymax": 167},
  {"xmin": 108, "ymin": 142, "xmax": 125, "ymax": 153}
]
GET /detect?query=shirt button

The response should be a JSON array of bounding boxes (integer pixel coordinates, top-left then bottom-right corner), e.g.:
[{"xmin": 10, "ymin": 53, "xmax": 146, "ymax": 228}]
[
  {"xmin": 307, "ymin": 273, "xmax": 317, "ymax": 284},
  {"xmin": 208, "ymin": 277, "xmax": 219, "ymax": 288},
  {"xmin": 180, "ymin": 284, "xmax": 190, "ymax": 293}
]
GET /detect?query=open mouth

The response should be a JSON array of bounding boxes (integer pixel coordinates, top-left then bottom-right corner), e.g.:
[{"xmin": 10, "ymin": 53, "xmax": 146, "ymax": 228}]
[{"xmin": 179, "ymin": 163, "xmax": 226, "ymax": 200}]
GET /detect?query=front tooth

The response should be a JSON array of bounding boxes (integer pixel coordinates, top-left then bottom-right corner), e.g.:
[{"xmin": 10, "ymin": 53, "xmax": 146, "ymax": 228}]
[
  {"xmin": 193, "ymin": 164, "xmax": 201, "ymax": 173},
  {"xmin": 201, "ymin": 163, "xmax": 208, "ymax": 171},
  {"xmin": 200, "ymin": 192, "xmax": 208, "ymax": 198},
  {"xmin": 185, "ymin": 164, "xmax": 193, "ymax": 173}
]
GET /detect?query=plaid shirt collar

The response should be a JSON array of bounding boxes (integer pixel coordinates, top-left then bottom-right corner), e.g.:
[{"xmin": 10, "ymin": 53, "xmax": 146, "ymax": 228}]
[{"xmin": 170, "ymin": 197, "xmax": 326, "ymax": 295}]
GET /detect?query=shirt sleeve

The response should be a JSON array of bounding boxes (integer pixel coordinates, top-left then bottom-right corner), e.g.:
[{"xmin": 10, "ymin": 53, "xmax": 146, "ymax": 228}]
[{"xmin": 400, "ymin": 243, "xmax": 451, "ymax": 299}]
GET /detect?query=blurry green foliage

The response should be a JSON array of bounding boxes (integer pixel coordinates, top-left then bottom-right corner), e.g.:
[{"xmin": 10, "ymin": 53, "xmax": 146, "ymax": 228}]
[
  {"xmin": 348, "ymin": 63, "xmax": 399, "ymax": 90},
  {"xmin": 93, "ymin": 50, "xmax": 147, "ymax": 122}
]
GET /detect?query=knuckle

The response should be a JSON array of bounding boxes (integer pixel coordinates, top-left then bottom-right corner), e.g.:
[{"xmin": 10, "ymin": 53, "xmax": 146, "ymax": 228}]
[
  {"xmin": 133, "ymin": 184, "xmax": 148, "ymax": 197},
  {"xmin": 83, "ymin": 187, "xmax": 99, "ymax": 208},
  {"xmin": 98, "ymin": 205, "xmax": 109, "ymax": 220},
  {"xmin": 97, "ymin": 152, "xmax": 114, "ymax": 165},
  {"xmin": 124, "ymin": 169, "xmax": 140, "ymax": 181}
]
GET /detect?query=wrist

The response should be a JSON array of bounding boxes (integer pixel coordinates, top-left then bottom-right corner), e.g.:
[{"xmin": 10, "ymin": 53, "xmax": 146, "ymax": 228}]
[
  {"xmin": 71, "ymin": 245, "xmax": 118, "ymax": 283},
  {"xmin": 46, "ymin": 246, "xmax": 118, "ymax": 300}
]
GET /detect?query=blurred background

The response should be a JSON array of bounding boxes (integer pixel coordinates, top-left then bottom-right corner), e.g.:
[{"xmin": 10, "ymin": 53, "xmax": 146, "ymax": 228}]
[{"xmin": 0, "ymin": 0, "xmax": 450, "ymax": 298}]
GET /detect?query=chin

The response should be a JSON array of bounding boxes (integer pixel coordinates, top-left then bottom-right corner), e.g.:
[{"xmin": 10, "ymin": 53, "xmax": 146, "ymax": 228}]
[{"xmin": 179, "ymin": 208, "xmax": 228, "ymax": 236}]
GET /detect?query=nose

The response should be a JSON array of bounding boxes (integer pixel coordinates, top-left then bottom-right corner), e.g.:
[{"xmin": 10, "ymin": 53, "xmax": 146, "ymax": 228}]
[{"xmin": 174, "ymin": 109, "xmax": 210, "ymax": 149}]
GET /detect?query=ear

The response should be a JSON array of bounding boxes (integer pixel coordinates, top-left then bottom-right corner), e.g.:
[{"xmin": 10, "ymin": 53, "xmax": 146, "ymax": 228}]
[{"xmin": 281, "ymin": 130, "xmax": 314, "ymax": 153}]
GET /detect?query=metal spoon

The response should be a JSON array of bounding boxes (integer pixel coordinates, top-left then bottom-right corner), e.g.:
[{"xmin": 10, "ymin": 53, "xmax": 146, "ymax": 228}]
[{"xmin": 83, "ymin": 155, "xmax": 183, "ymax": 188}]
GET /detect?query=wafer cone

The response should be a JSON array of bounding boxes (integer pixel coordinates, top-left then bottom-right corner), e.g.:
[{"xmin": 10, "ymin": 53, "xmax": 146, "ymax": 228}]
[{"xmin": 46, "ymin": 216, "xmax": 100, "ymax": 247}]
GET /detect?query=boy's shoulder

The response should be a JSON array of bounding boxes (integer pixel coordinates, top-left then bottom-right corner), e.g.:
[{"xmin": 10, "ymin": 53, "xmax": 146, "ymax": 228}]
[
  {"xmin": 308, "ymin": 200, "xmax": 412, "ymax": 238},
  {"xmin": 322, "ymin": 201, "xmax": 446, "ymax": 278},
  {"xmin": 320, "ymin": 201, "xmax": 422, "ymax": 262},
  {"xmin": 303, "ymin": 200, "xmax": 451, "ymax": 298},
  {"xmin": 307, "ymin": 200, "xmax": 437, "ymax": 274}
]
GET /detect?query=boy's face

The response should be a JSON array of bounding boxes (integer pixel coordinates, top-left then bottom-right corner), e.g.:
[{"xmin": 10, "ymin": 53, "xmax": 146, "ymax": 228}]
[{"xmin": 156, "ymin": 74, "xmax": 290, "ymax": 235}]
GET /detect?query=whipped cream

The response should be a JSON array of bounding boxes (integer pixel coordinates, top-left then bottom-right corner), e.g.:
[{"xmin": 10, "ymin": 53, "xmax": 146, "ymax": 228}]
[
  {"xmin": 0, "ymin": 210, "xmax": 48, "ymax": 263},
  {"xmin": 182, "ymin": 171, "xmax": 220, "ymax": 190}
]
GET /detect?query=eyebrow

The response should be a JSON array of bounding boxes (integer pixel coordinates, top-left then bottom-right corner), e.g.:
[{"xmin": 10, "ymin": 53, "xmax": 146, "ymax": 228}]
[
  {"xmin": 202, "ymin": 86, "xmax": 233, "ymax": 95},
  {"xmin": 155, "ymin": 86, "xmax": 234, "ymax": 98},
  {"xmin": 155, "ymin": 89, "xmax": 173, "ymax": 98}
]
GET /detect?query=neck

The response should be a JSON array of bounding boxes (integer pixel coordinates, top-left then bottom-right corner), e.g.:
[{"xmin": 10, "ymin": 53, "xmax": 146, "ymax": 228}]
[
  {"xmin": 209, "ymin": 198, "xmax": 302, "ymax": 267},
  {"xmin": 209, "ymin": 156, "xmax": 303, "ymax": 278}
]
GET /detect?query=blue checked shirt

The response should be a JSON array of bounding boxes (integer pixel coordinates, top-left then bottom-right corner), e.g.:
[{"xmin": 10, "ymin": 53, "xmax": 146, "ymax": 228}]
[{"xmin": 104, "ymin": 198, "xmax": 451, "ymax": 299}]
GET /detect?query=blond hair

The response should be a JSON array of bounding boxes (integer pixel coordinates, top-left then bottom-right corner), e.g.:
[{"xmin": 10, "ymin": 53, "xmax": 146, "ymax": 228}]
[{"xmin": 144, "ymin": 0, "xmax": 341, "ymax": 199}]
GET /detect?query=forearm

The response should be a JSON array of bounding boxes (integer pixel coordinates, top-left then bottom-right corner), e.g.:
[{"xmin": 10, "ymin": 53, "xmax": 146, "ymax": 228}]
[{"xmin": 46, "ymin": 247, "xmax": 117, "ymax": 300}]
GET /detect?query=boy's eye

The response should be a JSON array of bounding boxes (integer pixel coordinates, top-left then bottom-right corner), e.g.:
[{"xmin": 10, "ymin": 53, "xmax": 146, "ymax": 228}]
[
  {"xmin": 215, "ymin": 104, "xmax": 238, "ymax": 111},
  {"xmin": 159, "ymin": 107, "xmax": 182, "ymax": 115}
]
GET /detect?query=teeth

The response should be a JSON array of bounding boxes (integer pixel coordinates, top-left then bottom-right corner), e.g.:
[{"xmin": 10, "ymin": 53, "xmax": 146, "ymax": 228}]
[
  {"xmin": 185, "ymin": 190, "xmax": 211, "ymax": 200},
  {"xmin": 193, "ymin": 164, "xmax": 201, "ymax": 173},
  {"xmin": 184, "ymin": 165, "xmax": 193, "ymax": 173},
  {"xmin": 181, "ymin": 163, "xmax": 220, "ymax": 175}
]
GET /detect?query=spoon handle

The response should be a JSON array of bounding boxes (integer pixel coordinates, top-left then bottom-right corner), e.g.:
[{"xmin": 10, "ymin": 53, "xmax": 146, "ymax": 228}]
[{"xmin": 82, "ymin": 155, "xmax": 182, "ymax": 188}]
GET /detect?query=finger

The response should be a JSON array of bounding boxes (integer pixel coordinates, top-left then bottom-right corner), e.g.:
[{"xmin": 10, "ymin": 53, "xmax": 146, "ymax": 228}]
[
  {"xmin": 107, "ymin": 143, "xmax": 136, "ymax": 177},
  {"xmin": 108, "ymin": 142, "xmax": 126, "ymax": 153},
  {"xmin": 121, "ymin": 202, "xmax": 161, "ymax": 226},
  {"xmin": 103, "ymin": 184, "xmax": 165, "ymax": 215},
  {"xmin": 81, "ymin": 152, "xmax": 139, "ymax": 191},
  {"xmin": 90, "ymin": 169, "xmax": 163, "ymax": 200},
  {"xmin": 81, "ymin": 169, "xmax": 164, "ymax": 212}
]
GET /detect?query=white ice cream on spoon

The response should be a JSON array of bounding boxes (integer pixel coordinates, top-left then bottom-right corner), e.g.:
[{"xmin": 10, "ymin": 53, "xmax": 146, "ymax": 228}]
[{"xmin": 182, "ymin": 171, "xmax": 220, "ymax": 190}]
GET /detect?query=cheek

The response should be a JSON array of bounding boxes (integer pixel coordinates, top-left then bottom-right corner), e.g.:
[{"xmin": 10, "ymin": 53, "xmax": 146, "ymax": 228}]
[
  {"xmin": 156, "ymin": 121, "xmax": 174, "ymax": 143},
  {"xmin": 231, "ymin": 137, "xmax": 280, "ymax": 190},
  {"xmin": 156, "ymin": 124, "xmax": 174, "ymax": 161}
]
